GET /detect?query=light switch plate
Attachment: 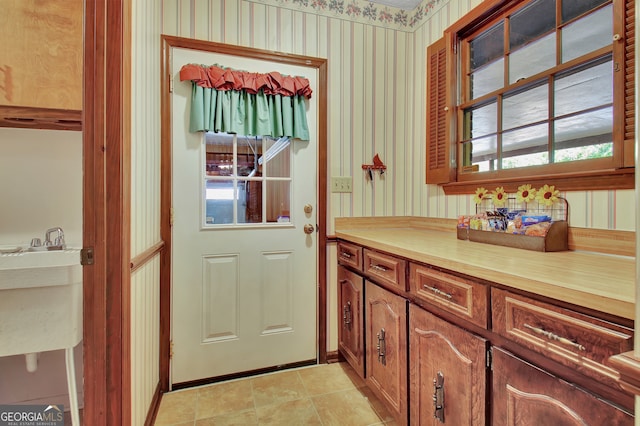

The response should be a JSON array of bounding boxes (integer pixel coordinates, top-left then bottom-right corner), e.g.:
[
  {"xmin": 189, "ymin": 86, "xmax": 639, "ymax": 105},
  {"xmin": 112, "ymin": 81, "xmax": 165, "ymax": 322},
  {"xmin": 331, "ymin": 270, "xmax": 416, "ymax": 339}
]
[{"xmin": 331, "ymin": 176, "xmax": 352, "ymax": 193}]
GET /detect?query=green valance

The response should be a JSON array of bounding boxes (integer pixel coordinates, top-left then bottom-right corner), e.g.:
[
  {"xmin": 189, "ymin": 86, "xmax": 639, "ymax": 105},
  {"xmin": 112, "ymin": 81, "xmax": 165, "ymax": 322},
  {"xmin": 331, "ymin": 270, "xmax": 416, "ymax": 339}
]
[{"xmin": 179, "ymin": 64, "xmax": 312, "ymax": 141}]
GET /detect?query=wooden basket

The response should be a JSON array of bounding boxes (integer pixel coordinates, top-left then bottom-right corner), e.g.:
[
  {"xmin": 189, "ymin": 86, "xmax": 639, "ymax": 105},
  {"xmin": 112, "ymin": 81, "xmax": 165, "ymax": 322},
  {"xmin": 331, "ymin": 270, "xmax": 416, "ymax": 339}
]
[
  {"xmin": 468, "ymin": 221, "xmax": 568, "ymax": 252},
  {"xmin": 458, "ymin": 197, "xmax": 569, "ymax": 252}
]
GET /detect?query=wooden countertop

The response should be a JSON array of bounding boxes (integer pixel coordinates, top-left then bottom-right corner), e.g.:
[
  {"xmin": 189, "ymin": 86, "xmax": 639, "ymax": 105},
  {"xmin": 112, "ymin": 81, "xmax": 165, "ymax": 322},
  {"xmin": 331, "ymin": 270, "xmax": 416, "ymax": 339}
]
[{"xmin": 336, "ymin": 220, "xmax": 635, "ymax": 320}]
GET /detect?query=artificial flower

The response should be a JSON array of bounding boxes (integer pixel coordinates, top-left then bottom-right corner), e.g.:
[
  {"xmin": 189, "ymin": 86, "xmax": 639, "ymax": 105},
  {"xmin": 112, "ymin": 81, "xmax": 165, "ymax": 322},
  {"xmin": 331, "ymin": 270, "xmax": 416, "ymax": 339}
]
[
  {"xmin": 516, "ymin": 184, "xmax": 537, "ymax": 203},
  {"xmin": 473, "ymin": 187, "xmax": 488, "ymax": 204},
  {"xmin": 536, "ymin": 184, "xmax": 559, "ymax": 206},
  {"xmin": 491, "ymin": 186, "xmax": 507, "ymax": 207}
]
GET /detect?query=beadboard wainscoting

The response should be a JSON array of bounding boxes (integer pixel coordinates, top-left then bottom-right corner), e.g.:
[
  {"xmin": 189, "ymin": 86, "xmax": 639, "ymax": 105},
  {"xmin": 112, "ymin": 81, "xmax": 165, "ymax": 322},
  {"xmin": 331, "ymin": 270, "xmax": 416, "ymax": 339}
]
[{"xmin": 131, "ymin": 0, "xmax": 163, "ymax": 423}]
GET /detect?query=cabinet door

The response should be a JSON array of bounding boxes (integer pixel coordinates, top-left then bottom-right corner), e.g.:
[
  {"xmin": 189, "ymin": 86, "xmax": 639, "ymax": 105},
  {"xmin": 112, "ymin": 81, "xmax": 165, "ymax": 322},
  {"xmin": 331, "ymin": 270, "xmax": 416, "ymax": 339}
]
[
  {"xmin": 1, "ymin": 0, "xmax": 83, "ymax": 110},
  {"xmin": 492, "ymin": 347, "xmax": 633, "ymax": 426},
  {"xmin": 409, "ymin": 304, "xmax": 487, "ymax": 425},
  {"xmin": 366, "ymin": 281, "xmax": 408, "ymax": 424},
  {"xmin": 338, "ymin": 265, "xmax": 364, "ymax": 378}
]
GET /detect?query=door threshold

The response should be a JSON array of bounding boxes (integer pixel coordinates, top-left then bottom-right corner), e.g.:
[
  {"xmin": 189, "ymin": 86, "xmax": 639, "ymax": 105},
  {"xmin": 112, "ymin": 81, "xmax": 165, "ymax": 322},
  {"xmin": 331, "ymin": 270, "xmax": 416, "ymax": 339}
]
[{"xmin": 171, "ymin": 358, "xmax": 318, "ymax": 391}]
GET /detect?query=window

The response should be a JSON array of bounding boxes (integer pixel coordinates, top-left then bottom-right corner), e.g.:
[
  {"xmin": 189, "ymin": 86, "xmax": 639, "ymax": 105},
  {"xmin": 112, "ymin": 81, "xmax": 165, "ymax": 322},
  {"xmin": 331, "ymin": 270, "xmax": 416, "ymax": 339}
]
[
  {"xmin": 204, "ymin": 133, "xmax": 292, "ymax": 226},
  {"xmin": 426, "ymin": 0, "xmax": 635, "ymax": 193}
]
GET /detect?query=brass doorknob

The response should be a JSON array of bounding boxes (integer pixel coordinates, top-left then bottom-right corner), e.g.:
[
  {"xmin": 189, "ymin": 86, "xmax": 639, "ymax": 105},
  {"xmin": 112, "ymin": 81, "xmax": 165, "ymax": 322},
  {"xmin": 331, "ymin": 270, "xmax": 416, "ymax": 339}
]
[{"xmin": 303, "ymin": 224, "xmax": 315, "ymax": 234}]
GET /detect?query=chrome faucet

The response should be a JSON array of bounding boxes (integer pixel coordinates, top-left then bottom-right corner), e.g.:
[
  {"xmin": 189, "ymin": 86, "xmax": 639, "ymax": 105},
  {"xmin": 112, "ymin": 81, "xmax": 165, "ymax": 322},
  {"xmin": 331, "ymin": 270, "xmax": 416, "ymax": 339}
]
[{"xmin": 43, "ymin": 227, "xmax": 66, "ymax": 250}]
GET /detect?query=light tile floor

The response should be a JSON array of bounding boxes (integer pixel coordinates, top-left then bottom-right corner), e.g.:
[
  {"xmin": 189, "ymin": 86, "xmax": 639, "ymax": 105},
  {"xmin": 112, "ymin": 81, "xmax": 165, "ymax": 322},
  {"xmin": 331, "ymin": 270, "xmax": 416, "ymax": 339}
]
[{"xmin": 154, "ymin": 362, "xmax": 397, "ymax": 426}]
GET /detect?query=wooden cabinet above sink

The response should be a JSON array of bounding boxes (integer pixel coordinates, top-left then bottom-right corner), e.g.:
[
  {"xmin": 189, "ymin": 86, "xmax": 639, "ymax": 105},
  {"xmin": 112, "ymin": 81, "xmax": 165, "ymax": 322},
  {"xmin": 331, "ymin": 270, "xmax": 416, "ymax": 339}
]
[{"xmin": 0, "ymin": 0, "xmax": 83, "ymax": 130}]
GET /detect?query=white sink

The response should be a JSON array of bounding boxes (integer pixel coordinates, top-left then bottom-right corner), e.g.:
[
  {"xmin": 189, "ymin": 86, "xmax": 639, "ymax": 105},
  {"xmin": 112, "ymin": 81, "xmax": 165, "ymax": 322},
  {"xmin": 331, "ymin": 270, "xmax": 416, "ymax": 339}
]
[
  {"xmin": 0, "ymin": 248, "xmax": 80, "ymax": 269},
  {"xmin": 0, "ymin": 249, "xmax": 82, "ymax": 357}
]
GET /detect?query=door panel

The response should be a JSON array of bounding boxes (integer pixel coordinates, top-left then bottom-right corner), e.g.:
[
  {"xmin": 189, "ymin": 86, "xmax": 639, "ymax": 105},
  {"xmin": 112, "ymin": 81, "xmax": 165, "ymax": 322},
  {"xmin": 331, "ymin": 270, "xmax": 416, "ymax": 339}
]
[
  {"xmin": 202, "ymin": 254, "xmax": 239, "ymax": 341},
  {"xmin": 170, "ymin": 47, "xmax": 318, "ymax": 385},
  {"xmin": 260, "ymin": 251, "xmax": 294, "ymax": 334}
]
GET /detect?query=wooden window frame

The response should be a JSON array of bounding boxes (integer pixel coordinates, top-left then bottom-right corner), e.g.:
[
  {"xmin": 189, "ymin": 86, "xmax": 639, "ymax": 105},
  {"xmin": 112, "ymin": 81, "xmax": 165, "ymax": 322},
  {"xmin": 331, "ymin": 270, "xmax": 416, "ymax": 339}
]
[{"xmin": 426, "ymin": 0, "xmax": 635, "ymax": 195}]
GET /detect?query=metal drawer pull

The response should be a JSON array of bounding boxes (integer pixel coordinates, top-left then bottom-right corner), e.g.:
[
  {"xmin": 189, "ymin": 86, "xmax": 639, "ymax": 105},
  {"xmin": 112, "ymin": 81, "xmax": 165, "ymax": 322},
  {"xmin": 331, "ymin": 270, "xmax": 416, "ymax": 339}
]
[
  {"xmin": 423, "ymin": 284, "xmax": 453, "ymax": 299},
  {"xmin": 340, "ymin": 251, "xmax": 352, "ymax": 259},
  {"xmin": 523, "ymin": 324, "xmax": 586, "ymax": 351},
  {"xmin": 376, "ymin": 328, "xmax": 386, "ymax": 365},
  {"xmin": 371, "ymin": 264, "xmax": 388, "ymax": 272},
  {"xmin": 433, "ymin": 371, "xmax": 445, "ymax": 422},
  {"xmin": 343, "ymin": 301, "xmax": 352, "ymax": 328}
]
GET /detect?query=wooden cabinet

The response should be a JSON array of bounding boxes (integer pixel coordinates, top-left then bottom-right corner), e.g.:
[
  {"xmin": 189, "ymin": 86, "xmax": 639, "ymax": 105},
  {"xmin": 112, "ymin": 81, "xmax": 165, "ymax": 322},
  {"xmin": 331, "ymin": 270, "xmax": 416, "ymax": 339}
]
[
  {"xmin": 409, "ymin": 304, "xmax": 487, "ymax": 425},
  {"xmin": 492, "ymin": 347, "xmax": 633, "ymax": 425},
  {"xmin": 365, "ymin": 280, "xmax": 408, "ymax": 424},
  {"xmin": 0, "ymin": 0, "xmax": 83, "ymax": 130},
  {"xmin": 336, "ymin": 239, "xmax": 633, "ymax": 425},
  {"xmin": 337, "ymin": 243, "xmax": 409, "ymax": 423},
  {"xmin": 337, "ymin": 265, "xmax": 364, "ymax": 378}
]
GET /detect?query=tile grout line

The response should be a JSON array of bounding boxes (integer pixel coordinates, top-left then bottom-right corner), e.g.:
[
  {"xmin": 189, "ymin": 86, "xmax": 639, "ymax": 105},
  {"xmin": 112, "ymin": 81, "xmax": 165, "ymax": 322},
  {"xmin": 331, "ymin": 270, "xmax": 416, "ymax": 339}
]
[
  {"xmin": 297, "ymin": 370, "xmax": 326, "ymax": 425},
  {"xmin": 249, "ymin": 375, "xmax": 259, "ymax": 424},
  {"xmin": 192, "ymin": 387, "xmax": 200, "ymax": 426}
]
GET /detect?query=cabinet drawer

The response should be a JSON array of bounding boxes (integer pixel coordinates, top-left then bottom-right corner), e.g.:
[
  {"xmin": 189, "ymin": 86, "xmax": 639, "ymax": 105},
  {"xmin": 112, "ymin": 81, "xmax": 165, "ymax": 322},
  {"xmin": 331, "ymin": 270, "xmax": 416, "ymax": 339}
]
[
  {"xmin": 492, "ymin": 288, "xmax": 633, "ymax": 388},
  {"xmin": 363, "ymin": 249, "xmax": 407, "ymax": 292},
  {"xmin": 337, "ymin": 241, "xmax": 363, "ymax": 271},
  {"xmin": 409, "ymin": 263, "xmax": 488, "ymax": 328}
]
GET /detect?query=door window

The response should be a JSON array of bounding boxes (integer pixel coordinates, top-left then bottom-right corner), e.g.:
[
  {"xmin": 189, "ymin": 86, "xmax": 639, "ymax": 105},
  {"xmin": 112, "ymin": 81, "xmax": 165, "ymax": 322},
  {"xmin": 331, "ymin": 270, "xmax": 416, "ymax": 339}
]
[{"xmin": 203, "ymin": 132, "xmax": 292, "ymax": 227}]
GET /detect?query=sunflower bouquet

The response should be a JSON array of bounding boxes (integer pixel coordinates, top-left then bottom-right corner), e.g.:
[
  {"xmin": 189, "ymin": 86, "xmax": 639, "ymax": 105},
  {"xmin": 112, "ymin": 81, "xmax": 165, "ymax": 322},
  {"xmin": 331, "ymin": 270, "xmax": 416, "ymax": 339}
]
[{"xmin": 462, "ymin": 184, "xmax": 562, "ymax": 237}]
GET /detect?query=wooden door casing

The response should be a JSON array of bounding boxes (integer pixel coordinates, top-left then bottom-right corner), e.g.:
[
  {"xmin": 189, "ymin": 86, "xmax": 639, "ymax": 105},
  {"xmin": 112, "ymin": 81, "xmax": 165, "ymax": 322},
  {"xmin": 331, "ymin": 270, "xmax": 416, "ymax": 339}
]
[
  {"xmin": 365, "ymin": 280, "xmax": 408, "ymax": 424},
  {"xmin": 409, "ymin": 304, "xmax": 487, "ymax": 426},
  {"xmin": 338, "ymin": 265, "xmax": 364, "ymax": 378}
]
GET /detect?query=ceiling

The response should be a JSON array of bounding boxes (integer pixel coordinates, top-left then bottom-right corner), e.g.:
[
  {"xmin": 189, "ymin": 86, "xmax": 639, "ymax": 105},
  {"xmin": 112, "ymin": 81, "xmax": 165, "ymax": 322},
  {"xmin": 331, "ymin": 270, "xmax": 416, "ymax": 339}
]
[{"xmin": 369, "ymin": 0, "xmax": 424, "ymax": 10}]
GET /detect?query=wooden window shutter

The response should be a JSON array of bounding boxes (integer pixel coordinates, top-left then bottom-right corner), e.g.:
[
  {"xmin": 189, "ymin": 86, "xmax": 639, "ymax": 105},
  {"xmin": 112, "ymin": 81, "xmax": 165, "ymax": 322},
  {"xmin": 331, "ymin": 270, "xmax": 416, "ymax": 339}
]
[
  {"xmin": 426, "ymin": 37, "xmax": 454, "ymax": 184},
  {"xmin": 622, "ymin": 0, "xmax": 635, "ymax": 167}
]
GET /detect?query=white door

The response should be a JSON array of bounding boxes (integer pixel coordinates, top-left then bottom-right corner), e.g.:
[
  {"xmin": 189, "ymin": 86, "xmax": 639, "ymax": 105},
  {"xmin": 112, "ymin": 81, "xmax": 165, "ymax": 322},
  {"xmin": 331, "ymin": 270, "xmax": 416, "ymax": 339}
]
[{"xmin": 170, "ymin": 47, "xmax": 318, "ymax": 385}]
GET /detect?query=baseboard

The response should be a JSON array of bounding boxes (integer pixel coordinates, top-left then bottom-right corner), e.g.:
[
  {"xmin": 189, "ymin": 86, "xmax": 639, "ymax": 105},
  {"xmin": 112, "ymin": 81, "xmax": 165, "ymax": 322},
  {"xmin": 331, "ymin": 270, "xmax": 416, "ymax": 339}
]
[{"xmin": 326, "ymin": 350, "xmax": 340, "ymax": 363}]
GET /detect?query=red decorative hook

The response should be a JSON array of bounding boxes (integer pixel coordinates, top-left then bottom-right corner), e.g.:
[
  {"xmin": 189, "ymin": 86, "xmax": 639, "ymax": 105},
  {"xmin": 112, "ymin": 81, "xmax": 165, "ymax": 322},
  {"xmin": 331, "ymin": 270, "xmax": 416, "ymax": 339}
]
[{"xmin": 362, "ymin": 154, "xmax": 386, "ymax": 180}]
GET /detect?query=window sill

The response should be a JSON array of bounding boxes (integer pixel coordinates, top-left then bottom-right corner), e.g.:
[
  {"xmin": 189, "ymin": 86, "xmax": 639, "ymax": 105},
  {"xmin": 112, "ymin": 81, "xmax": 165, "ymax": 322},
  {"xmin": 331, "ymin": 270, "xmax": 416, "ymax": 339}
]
[{"xmin": 441, "ymin": 168, "xmax": 635, "ymax": 195}]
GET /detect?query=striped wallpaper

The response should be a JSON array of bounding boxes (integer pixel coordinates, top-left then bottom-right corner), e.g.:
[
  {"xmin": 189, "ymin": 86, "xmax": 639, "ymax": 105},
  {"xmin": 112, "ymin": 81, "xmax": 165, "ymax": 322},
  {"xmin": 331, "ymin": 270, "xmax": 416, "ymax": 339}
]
[
  {"xmin": 161, "ymin": 0, "xmax": 635, "ymax": 232},
  {"xmin": 160, "ymin": 0, "xmax": 636, "ymax": 356}
]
